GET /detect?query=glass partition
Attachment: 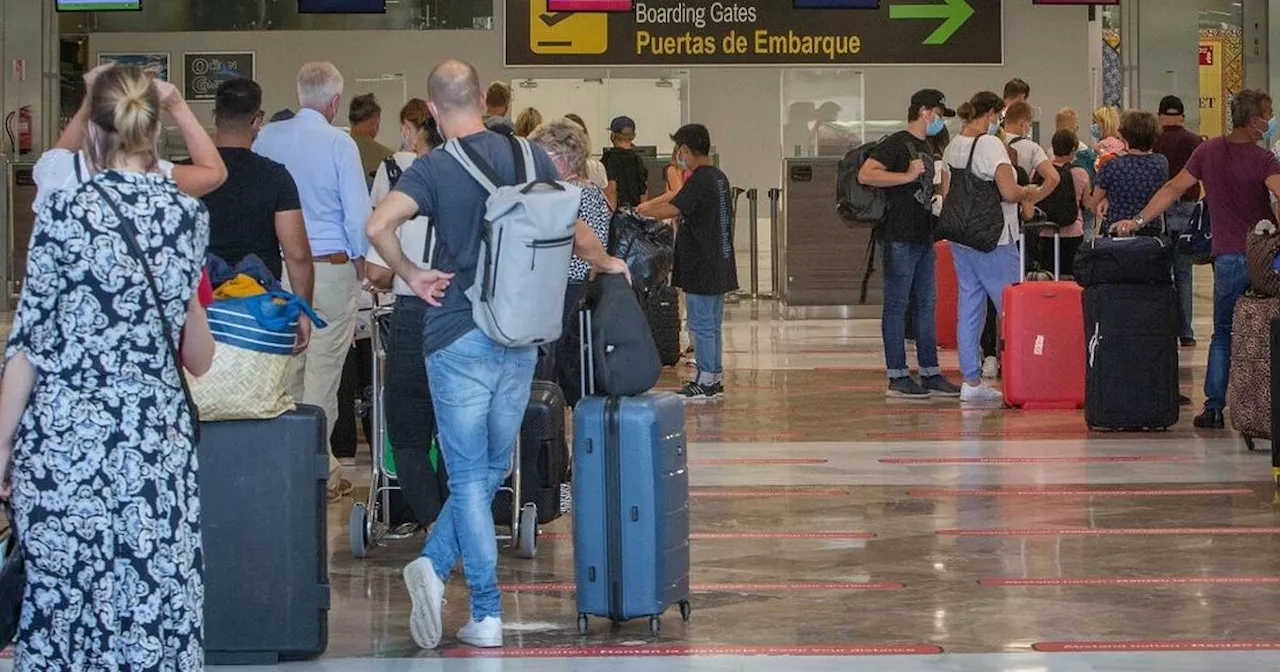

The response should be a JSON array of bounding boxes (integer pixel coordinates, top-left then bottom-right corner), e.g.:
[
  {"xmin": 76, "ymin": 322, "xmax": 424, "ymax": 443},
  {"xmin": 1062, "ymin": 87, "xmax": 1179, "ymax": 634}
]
[
  {"xmin": 58, "ymin": 0, "xmax": 494, "ymax": 32},
  {"xmin": 780, "ymin": 69, "xmax": 865, "ymax": 158}
]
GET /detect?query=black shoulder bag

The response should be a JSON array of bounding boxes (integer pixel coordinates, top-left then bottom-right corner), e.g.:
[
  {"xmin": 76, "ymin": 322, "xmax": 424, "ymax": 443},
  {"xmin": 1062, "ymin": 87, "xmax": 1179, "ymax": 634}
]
[
  {"xmin": 89, "ymin": 182, "xmax": 201, "ymax": 444},
  {"xmin": 0, "ymin": 504, "xmax": 25, "ymax": 648},
  {"xmin": 937, "ymin": 136, "xmax": 1006, "ymax": 253}
]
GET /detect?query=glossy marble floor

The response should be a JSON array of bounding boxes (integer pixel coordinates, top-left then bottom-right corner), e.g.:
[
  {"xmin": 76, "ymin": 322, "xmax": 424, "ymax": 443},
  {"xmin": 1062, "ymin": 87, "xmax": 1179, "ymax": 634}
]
[{"xmin": 9, "ymin": 271, "xmax": 1280, "ymax": 671}]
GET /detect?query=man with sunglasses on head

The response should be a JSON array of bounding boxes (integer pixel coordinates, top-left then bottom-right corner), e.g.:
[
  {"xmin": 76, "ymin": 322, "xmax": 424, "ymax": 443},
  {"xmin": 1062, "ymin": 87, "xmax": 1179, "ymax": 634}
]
[{"xmin": 203, "ymin": 77, "xmax": 315, "ymax": 353}]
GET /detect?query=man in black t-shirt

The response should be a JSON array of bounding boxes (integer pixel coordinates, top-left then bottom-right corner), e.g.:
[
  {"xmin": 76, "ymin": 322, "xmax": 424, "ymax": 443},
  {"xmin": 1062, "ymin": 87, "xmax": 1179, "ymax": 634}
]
[
  {"xmin": 203, "ymin": 78, "xmax": 314, "ymax": 352},
  {"xmin": 858, "ymin": 89, "xmax": 961, "ymax": 399},
  {"xmin": 638, "ymin": 123, "xmax": 736, "ymax": 400}
]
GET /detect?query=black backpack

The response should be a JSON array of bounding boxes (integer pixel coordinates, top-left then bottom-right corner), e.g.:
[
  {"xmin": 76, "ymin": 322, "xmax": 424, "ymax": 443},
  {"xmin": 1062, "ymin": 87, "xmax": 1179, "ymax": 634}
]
[
  {"xmin": 835, "ymin": 141, "xmax": 886, "ymax": 228},
  {"xmin": 1035, "ymin": 164, "xmax": 1079, "ymax": 228}
]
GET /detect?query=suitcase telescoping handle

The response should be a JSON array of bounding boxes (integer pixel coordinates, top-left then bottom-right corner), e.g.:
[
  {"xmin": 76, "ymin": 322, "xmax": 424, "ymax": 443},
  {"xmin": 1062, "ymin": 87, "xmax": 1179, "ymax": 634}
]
[
  {"xmin": 579, "ymin": 308, "xmax": 596, "ymax": 398},
  {"xmin": 1021, "ymin": 216, "xmax": 1061, "ymax": 282}
]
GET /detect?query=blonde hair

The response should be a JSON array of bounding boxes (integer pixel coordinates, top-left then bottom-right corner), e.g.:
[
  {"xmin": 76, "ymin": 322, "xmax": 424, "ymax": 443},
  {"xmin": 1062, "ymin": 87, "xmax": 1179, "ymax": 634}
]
[
  {"xmin": 1055, "ymin": 107, "xmax": 1080, "ymax": 132},
  {"xmin": 514, "ymin": 107, "xmax": 543, "ymax": 137},
  {"xmin": 297, "ymin": 61, "xmax": 344, "ymax": 110},
  {"xmin": 1092, "ymin": 106, "xmax": 1121, "ymax": 140},
  {"xmin": 528, "ymin": 118, "xmax": 590, "ymax": 177},
  {"xmin": 86, "ymin": 65, "xmax": 161, "ymax": 172}
]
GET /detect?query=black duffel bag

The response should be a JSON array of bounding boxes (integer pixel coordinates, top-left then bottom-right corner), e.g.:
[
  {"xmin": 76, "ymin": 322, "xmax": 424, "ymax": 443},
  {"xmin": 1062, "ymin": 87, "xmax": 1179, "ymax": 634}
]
[
  {"xmin": 609, "ymin": 209, "xmax": 675, "ymax": 294},
  {"xmin": 1074, "ymin": 235, "xmax": 1175, "ymax": 287},
  {"xmin": 583, "ymin": 273, "xmax": 662, "ymax": 397},
  {"xmin": 937, "ymin": 137, "xmax": 1007, "ymax": 253}
]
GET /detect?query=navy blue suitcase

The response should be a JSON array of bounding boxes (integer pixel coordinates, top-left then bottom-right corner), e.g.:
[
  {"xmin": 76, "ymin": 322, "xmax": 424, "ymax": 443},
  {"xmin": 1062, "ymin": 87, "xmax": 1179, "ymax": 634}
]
[{"xmin": 572, "ymin": 310, "xmax": 691, "ymax": 636}]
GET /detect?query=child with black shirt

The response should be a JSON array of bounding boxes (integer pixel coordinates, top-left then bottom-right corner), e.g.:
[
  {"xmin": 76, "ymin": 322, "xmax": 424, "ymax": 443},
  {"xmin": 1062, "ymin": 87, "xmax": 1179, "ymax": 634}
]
[
  {"xmin": 601, "ymin": 115, "xmax": 650, "ymax": 208},
  {"xmin": 638, "ymin": 124, "xmax": 736, "ymax": 400}
]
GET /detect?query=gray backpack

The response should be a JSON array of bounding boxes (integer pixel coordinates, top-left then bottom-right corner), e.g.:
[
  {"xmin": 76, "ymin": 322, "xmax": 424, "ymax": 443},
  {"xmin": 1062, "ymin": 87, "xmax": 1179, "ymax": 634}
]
[{"xmin": 445, "ymin": 135, "xmax": 581, "ymax": 348}]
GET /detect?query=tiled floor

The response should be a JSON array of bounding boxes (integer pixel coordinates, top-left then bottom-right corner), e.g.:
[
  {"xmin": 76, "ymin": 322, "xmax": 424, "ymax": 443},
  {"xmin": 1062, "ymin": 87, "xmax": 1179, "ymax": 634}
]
[{"xmin": 8, "ymin": 269, "xmax": 1280, "ymax": 671}]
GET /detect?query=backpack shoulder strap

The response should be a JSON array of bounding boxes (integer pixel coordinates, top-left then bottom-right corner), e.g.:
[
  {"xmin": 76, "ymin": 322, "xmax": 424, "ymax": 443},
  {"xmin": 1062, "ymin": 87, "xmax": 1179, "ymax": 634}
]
[
  {"xmin": 444, "ymin": 137, "xmax": 502, "ymax": 195},
  {"xmin": 383, "ymin": 155, "xmax": 404, "ymax": 189},
  {"xmin": 509, "ymin": 135, "xmax": 535, "ymax": 184}
]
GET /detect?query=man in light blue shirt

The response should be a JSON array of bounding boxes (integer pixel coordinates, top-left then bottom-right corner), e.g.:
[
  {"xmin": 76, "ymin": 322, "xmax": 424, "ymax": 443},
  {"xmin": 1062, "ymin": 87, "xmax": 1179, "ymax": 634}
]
[{"xmin": 254, "ymin": 61, "xmax": 370, "ymax": 498}]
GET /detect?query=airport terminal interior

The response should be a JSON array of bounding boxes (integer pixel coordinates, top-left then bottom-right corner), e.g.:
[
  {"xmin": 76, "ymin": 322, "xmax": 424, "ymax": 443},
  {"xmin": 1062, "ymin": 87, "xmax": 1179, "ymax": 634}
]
[{"xmin": 2, "ymin": 0, "xmax": 1280, "ymax": 670}]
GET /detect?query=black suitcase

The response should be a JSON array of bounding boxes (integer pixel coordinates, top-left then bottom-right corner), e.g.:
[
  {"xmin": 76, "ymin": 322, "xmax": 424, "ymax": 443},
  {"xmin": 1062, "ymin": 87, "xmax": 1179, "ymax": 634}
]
[
  {"xmin": 492, "ymin": 380, "xmax": 570, "ymax": 525},
  {"xmin": 198, "ymin": 404, "xmax": 330, "ymax": 665},
  {"xmin": 1084, "ymin": 284, "xmax": 1180, "ymax": 430},
  {"xmin": 1075, "ymin": 235, "xmax": 1174, "ymax": 287},
  {"xmin": 645, "ymin": 285, "xmax": 681, "ymax": 367}
]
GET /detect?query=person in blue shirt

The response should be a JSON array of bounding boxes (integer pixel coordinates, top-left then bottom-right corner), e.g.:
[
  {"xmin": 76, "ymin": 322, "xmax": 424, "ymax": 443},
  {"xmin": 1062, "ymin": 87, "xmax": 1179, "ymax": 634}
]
[
  {"xmin": 366, "ymin": 58, "xmax": 628, "ymax": 651},
  {"xmin": 253, "ymin": 61, "xmax": 371, "ymax": 499}
]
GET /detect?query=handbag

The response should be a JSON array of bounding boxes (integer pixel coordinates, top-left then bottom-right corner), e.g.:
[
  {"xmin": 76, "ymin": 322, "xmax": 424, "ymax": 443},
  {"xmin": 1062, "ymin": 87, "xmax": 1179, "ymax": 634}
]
[
  {"xmin": 191, "ymin": 291, "xmax": 325, "ymax": 421},
  {"xmin": 937, "ymin": 136, "xmax": 1006, "ymax": 253},
  {"xmin": 1246, "ymin": 221, "xmax": 1280, "ymax": 298},
  {"xmin": 1175, "ymin": 200, "xmax": 1213, "ymax": 265},
  {"xmin": 89, "ymin": 182, "xmax": 201, "ymax": 444},
  {"xmin": 0, "ymin": 505, "xmax": 25, "ymax": 649}
]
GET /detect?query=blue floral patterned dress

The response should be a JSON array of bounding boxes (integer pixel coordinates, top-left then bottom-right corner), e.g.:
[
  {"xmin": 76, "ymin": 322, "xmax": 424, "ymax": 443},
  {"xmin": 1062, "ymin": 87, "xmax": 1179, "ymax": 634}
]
[{"xmin": 4, "ymin": 170, "xmax": 209, "ymax": 671}]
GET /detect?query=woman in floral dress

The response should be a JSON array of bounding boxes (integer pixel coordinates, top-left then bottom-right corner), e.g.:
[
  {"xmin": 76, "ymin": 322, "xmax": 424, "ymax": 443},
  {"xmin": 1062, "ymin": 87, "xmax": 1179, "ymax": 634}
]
[{"xmin": 0, "ymin": 65, "xmax": 220, "ymax": 670}]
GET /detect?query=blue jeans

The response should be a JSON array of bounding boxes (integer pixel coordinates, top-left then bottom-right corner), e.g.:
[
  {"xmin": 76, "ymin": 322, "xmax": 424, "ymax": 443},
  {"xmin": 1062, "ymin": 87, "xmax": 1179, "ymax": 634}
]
[
  {"xmin": 951, "ymin": 243, "xmax": 1021, "ymax": 381},
  {"xmin": 882, "ymin": 241, "xmax": 940, "ymax": 379},
  {"xmin": 686, "ymin": 293, "xmax": 725, "ymax": 377},
  {"xmin": 1205, "ymin": 254, "xmax": 1249, "ymax": 411},
  {"xmin": 1165, "ymin": 201, "xmax": 1197, "ymax": 340},
  {"xmin": 421, "ymin": 329, "xmax": 536, "ymax": 620}
]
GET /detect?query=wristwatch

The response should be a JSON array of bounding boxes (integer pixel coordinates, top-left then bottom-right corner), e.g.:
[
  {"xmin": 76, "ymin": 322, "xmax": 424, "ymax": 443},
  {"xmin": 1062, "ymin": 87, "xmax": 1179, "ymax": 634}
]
[{"xmin": 1132, "ymin": 216, "xmax": 1146, "ymax": 229}]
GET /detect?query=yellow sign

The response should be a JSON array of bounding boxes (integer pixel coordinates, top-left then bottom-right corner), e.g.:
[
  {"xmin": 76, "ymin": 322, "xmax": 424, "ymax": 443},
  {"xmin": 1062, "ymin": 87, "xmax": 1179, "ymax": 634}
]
[
  {"xmin": 1199, "ymin": 40, "xmax": 1223, "ymax": 137},
  {"xmin": 529, "ymin": 0, "xmax": 608, "ymax": 55}
]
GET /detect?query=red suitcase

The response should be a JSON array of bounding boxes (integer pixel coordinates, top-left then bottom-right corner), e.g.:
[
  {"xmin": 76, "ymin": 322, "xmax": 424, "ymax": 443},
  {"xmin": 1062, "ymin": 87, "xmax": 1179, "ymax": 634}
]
[
  {"xmin": 1001, "ymin": 228, "xmax": 1086, "ymax": 410},
  {"xmin": 935, "ymin": 241, "xmax": 958, "ymax": 349}
]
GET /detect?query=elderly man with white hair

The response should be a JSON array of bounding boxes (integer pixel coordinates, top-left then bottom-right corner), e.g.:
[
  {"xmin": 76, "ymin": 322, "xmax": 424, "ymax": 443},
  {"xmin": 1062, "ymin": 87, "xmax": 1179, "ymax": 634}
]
[{"xmin": 255, "ymin": 61, "xmax": 372, "ymax": 499}]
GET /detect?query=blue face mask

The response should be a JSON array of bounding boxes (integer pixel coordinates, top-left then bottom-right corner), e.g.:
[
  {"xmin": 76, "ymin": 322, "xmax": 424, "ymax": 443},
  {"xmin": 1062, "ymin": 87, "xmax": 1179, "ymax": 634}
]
[
  {"xmin": 927, "ymin": 117, "xmax": 946, "ymax": 137},
  {"xmin": 1090, "ymin": 123, "xmax": 1102, "ymax": 141},
  {"xmin": 675, "ymin": 150, "xmax": 688, "ymax": 170},
  {"xmin": 987, "ymin": 121, "xmax": 999, "ymax": 136},
  {"xmin": 1268, "ymin": 116, "xmax": 1279, "ymax": 138}
]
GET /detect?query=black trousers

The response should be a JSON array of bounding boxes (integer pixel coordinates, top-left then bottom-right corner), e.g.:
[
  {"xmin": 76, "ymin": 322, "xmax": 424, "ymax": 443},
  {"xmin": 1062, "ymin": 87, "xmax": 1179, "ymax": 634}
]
[
  {"xmin": 331, "ymin": 338, "xmax": 373, "ymax": 459},
  {"xmin": 384, "ymin": 296, "xmax": 448, "ymax": 526},
  {"xmin": 549, "ymin": 282, "xmax": 588, "ymax": 405}
]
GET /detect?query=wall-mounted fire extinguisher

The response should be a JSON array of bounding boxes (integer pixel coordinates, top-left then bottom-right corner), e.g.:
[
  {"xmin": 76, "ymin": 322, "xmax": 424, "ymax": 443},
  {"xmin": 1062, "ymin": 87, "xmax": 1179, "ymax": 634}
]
[{"xmin": 5, "ymin": 106, "xmax": 33, "ymax": 156}]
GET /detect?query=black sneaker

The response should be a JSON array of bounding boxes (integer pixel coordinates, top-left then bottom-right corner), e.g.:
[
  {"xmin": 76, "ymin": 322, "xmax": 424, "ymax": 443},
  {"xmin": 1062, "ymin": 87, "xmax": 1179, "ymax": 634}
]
[
  {"xmin": 679, "ymin": 381, "xmax": 723, "ymax": 401},
  {"xmin": 886, "ymin": 377, "xmax": 930, "ymax": 399},
  {"xmin": 1193, "ymin": 407, "xmax": 1225, "ymax": 429},
  {"xmin": 1178, "ymin": 394, "xmax": 1192, "ymax": 407},
  {"xmin": 921, "ymin": 375, "xmax": 962, "ymax": 398},
  {"xmin": 1180, "ymin": 337, "xmax": 1197, "ymax": 348}
]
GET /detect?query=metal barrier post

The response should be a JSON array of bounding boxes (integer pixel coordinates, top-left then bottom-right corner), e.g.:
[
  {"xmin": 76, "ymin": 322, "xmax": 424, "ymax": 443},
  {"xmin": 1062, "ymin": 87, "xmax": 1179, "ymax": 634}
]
[
  {"xmin": 765, "ymin": 187, "xmax": 782, "ymax": 298},
  {"xmin": 727, "ymin": 187, "xmax": 748, "ymax": 304},
  {"xmin": 746, "ymin": 188, "xmax": 759, "ymax": 298}
]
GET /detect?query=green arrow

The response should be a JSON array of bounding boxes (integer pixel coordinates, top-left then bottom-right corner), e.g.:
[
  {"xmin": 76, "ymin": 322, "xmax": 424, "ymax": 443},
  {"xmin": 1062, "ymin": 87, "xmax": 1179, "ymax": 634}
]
[{"xmin": 889, "ymin": 0, "xmax": 975, "ymax": 45}]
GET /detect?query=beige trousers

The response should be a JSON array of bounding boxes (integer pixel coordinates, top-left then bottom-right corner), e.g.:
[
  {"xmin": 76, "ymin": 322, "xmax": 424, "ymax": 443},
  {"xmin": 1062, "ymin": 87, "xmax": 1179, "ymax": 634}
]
[{"xmin": 287, "ymin": 261, "xmax": 358, "ymax": 482}]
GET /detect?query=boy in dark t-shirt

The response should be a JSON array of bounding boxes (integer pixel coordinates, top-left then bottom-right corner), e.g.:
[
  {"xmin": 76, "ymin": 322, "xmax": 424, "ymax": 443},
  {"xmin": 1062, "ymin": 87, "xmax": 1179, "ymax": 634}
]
[
  {"xmin": 638, "ymin": 123, "xmax": 736, "ymax": 400},
  {"xmin": 601, "ymin": 116, "xmax": 649, "ymax": 208}
]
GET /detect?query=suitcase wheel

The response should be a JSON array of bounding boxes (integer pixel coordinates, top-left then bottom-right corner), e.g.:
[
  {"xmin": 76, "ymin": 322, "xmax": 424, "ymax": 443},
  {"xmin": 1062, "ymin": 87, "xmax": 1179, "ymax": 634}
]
[
  {"xmin": 680, "ymin": 601, "xmax": 691, "ymax": 622},
  {"xmin": 349, "ymin": 502, "xmax": 369, "ymax": 559},
  {"xmin": 649, "ymin": 615, "xmax": 661, "ymax": 637},
  {"xmin": 514, "ymin": 503, "xmax": 538, "ymax": 559},
  {"xmin": 577, "ymin": 614, "xmax": 589, "ymax": 635},
  {"xmin": 1244, "ymin": 435, "xmax": 1263, "ymax": 452}
]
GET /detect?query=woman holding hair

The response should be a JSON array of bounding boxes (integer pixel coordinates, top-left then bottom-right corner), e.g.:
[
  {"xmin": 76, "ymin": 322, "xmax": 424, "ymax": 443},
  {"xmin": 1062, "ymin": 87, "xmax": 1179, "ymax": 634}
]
[
  {"xmin": 529, "ymin": 118, "xmax": 612, "ymax": 405},
  {"xmin": 0, "ymin": 65, "xmax": 214, "ymax": 670},
  {"xmin": 942, "ymin": 91, "xmax": 1039, "ymax": 403}
]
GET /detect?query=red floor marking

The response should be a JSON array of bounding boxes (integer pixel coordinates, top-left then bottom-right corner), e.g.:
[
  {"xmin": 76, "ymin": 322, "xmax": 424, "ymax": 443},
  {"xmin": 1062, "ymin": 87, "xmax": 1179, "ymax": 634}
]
[
  {"xmin": 938, "ymin": 527, "xmax": 1280, "ymax": 537},
  {"xmin": 882, "ymin": 455, "xmax": 1194, "ymax": 465},
  {"xmin": 693, "ymin": 488, "xmax": 848, "ymax": 499},
  {"xmin": 1033, "ymin": 641, "xmax": 1280, "ymax": 653},
  {"xmin": 690, "ymin": 458, "xmax": 828, "ymax": 466},
  {"xmin": 829, "ymin": 385, "xmax": 892, "ymax": 393},
  {"xmin": 982, "ymin": 576, "xmax": 1280, "ymax": 587},
  {"xmin": 690, "ymin": 432, "xmax": 809, "ymax": 441},
  {"xmin": 538, "ymin": 530, "xmax": 875, "ymax": 541},
  {"xmin": 501, "ymin": 581, "xmax": 904, "ymax": 593},
  {"xmin": 909, "ymin": 487, "xmax": 1251, "ymax": 497},
  {"xmin": 871, "ymin": 430, "xmax": 1093, "ymax": 440},
  {"xmin": 444, "ymin": 644, "xmax": 944, "ymax": 658}
]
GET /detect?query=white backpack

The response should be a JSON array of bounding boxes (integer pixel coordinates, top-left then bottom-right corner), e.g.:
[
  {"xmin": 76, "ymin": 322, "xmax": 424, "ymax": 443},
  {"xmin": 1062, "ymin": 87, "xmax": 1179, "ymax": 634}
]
[{"xmin": 444, "ymin": 135, "xmax": 582, "ymax": 348}]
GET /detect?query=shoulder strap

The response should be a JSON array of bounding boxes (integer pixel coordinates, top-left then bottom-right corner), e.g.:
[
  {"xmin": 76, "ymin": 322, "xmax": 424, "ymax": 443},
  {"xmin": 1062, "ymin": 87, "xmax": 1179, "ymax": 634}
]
[
  {"xmin": 74, "ymin": 151, "xmax": 87, "ymax": 183},
  {"xmin": 383, "ymin": 155, "xmax": 403, "ymax": 189},
  {"xmin": 444, "ymin": 137, "xmax": 502, "ymax": 195},
  {"xmin": 510, "ymin": 135, "xmax": 534, "ymax": 184},
  {"xmin": 88, "ymin": 181, "xmax": 200, "ymax": 442},
  {"xmin": 965, "ymin": 136, "xmax": 981, "ymax": 170}
]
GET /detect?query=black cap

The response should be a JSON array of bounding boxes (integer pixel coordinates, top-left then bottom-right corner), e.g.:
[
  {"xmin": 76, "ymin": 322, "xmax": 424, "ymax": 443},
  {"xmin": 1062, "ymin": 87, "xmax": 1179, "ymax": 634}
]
[
  {"xmin": 1159, "ymin": 95, "xmax": 1186, "ymax": 116},
  {"xmin": 670, "ymin": 123, "xmax": 711, "ymax": 155},
  {"xmin": 911, "ymin": 89, "xmax": 956, "ymax": 117},
  {"xmin": 608, "ymin": 115, "xmax": 636, "ymax": 134}
]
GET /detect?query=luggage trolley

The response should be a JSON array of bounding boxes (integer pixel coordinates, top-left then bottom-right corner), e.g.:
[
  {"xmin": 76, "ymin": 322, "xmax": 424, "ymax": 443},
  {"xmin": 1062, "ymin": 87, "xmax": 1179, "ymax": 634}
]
[{"xmin": 348, "ymin": 300, "xmax": 539, "ymax": 559}]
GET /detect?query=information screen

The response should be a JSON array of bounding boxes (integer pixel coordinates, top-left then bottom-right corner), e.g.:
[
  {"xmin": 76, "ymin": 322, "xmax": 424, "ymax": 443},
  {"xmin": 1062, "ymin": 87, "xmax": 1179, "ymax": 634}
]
[
  {"xmin": 793, "ymin": 0, "xmax": 880, "ymax": 7},
  {"xmin": 1032, "ymin": 0, "xmax": 1119, "ymax": 4},
  {"xmin": 56, "ymin": 0, "xmax": 141, "ymax": 11},
  {"xmin": 297, "ymin": 0, "xmax": 386, "ymax": 14},
  {"xmin": 546, "ymin": 0, "xmax": 633, "ymax": 10}
]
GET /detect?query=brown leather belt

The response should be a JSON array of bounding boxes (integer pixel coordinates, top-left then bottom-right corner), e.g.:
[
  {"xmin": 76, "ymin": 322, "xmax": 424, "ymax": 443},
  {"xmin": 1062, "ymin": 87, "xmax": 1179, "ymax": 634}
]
[{"xmin": 314, "ymin": 252, "xmax": 350, "ymax": 264}]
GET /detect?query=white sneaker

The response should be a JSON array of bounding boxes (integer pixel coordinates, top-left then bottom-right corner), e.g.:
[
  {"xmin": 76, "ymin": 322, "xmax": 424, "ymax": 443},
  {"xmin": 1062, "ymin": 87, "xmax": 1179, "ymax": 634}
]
[
  {"xmin": 404, "ymin": 557, "xmax": 445, "ymax": 649},
  {"xmin": 981, "ymin": 356, "xmax": 1000, "ymax": 379},
  {"xmin": 337, "ymin": 456, "xmax": 357, "ymax": 468},
  {"xmin": 960, "ymin": 382, "xmax": 1003, "ymax": 403},
  {"xmin": 457, "ymin": 616, "xmax": 504, "ymax": 648}
]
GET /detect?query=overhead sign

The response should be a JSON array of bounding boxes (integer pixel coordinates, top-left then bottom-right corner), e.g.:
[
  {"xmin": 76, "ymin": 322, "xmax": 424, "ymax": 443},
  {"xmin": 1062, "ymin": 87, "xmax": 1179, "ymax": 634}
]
[{"xmin": 506, "ymin": 0, "xmax": 1002, "ymax": 66}]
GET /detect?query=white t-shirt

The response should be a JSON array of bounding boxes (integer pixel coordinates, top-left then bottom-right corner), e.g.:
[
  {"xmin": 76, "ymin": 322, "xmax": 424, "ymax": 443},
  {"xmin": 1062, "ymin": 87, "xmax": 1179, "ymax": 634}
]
[
  {"xmin": 586, "ymin": 158, "xmax": 608, "ymax": 190},
  {"xmin": 33, "ymin": 148, "xmax": 175, "ymax": 213},
  {"xmin": 931, "ymin": 159, "xmax": 948, "ymax": 216},
  {"xmin": 1009, "ymin": 136, "xmax": 1051, "ymax": 181},
  {"xmin": 943, "ymin": 134, "xmax": 1020, "ymax": 245},
  {"xmin": 368, "ymin": 151, "xmax": 434, "ymax": 297}
]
